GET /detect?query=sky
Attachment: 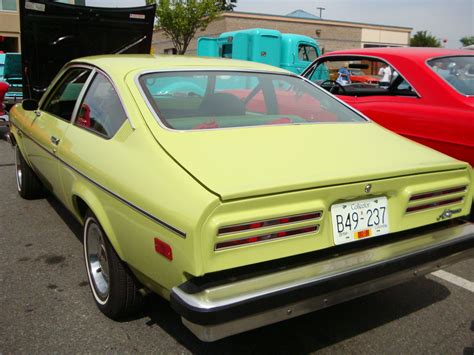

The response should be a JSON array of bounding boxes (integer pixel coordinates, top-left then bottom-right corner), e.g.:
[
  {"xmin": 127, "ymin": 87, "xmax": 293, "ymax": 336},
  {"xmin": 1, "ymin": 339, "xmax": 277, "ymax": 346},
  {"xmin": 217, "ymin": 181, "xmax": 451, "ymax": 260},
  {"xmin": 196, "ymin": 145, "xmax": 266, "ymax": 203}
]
[{"xmin": 233, "ymin": 0, "xmax": 474, "ymax": 48}]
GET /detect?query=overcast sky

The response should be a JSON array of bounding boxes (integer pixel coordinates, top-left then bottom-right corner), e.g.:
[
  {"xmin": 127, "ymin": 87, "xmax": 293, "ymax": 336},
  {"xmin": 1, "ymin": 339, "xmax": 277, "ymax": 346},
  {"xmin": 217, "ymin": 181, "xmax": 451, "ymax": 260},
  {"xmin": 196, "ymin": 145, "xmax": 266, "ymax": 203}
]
[{"xmin": 234, "ymin": 0, "xmax": 474, "ymax": 48}]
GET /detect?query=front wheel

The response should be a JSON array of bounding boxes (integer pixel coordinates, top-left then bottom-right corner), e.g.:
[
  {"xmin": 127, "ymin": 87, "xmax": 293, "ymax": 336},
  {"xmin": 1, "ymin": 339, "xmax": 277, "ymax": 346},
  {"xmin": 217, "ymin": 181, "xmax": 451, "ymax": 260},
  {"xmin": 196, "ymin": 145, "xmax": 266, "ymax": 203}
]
[
  {"xmin": 15, "ymin": 146, "xmax": 43, "ymax": 199},
  {"xmin": 83, "ymin": 211, "xmax": 143, "ymax": 319}
]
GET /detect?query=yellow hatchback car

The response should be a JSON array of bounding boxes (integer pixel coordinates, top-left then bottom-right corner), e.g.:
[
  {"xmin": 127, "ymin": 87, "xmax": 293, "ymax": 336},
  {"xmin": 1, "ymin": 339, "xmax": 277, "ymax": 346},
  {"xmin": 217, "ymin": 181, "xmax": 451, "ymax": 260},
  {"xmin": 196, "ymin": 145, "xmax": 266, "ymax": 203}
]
[{"xmin": 8, "ymin": 55, "xmax": 474, "ymax": 341}]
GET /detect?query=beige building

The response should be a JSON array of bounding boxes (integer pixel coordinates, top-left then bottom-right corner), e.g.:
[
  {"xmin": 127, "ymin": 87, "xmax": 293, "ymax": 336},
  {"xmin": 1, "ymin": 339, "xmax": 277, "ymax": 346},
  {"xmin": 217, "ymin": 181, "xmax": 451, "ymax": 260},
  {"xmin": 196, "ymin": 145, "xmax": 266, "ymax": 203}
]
[
  {"xmin": 152, "ymin": 11, "xmax": 412, "ymax": 55},
  {"xmin": 0, "ymin": 0, "xmax": 20, "ymax": 52}
]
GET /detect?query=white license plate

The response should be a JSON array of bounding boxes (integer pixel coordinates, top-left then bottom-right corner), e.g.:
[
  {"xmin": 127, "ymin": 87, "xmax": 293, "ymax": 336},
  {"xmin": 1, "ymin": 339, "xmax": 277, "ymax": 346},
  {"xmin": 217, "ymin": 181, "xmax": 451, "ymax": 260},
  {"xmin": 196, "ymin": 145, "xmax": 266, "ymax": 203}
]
[{"xmin": 331, "ymin": 196, "xmax": 389, "ymax": 245}]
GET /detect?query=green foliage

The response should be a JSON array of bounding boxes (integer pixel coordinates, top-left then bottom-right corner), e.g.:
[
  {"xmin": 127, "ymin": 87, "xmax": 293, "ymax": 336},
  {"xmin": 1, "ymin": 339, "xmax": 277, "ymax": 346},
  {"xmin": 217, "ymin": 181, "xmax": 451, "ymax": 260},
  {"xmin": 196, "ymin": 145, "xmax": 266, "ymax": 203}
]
[
  {"xmin": 410, "ymin": 31, "xmax": 441, "ymax": 47},
  {"xmin": 460, "ymin": 36, "xmax": 474, "ymax": 47},
  {"xmin": 148, "ymin": 0, "xmax": 223, "ymax": 55}
]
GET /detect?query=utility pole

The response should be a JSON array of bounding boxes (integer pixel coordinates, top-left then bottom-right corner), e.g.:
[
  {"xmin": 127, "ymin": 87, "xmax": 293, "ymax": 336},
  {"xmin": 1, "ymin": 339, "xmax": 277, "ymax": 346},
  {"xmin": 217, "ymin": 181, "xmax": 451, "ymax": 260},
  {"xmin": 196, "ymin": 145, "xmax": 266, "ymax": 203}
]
[{"xmin": 316, "ymin": 7, "xmax": 325, "ymax": 18}]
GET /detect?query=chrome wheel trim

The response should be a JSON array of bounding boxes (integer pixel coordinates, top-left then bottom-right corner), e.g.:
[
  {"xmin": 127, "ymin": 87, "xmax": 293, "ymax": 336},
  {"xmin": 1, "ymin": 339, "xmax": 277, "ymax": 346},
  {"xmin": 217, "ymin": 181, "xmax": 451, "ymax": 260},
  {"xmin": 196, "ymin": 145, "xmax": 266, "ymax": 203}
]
[
  {"xmin": 84, "ymin": 218, "xmax": 110, "ymax": 305},
  {"xmin": 15, "ymin": 148, "xmax": 22, "ymax": 192}
]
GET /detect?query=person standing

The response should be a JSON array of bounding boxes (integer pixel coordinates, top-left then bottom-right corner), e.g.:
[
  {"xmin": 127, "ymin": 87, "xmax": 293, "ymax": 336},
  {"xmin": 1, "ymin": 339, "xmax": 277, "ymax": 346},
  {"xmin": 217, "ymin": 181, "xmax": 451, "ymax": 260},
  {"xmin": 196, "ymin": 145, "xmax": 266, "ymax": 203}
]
[
  {"xmin": 336, "ymin": 63, "xmax": 351, "ymax": 86},
  {"xmin": 378, "ymin": 64, "xmax": 392, "ymax": 88}
]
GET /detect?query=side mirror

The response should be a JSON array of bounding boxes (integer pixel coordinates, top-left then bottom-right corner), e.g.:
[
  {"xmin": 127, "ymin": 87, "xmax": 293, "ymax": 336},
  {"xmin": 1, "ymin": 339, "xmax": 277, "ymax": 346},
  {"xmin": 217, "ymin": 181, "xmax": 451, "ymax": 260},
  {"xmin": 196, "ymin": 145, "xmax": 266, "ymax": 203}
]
[{"xmin": 22, "ymin": 99, "xmax": 38, "ymax": 111}]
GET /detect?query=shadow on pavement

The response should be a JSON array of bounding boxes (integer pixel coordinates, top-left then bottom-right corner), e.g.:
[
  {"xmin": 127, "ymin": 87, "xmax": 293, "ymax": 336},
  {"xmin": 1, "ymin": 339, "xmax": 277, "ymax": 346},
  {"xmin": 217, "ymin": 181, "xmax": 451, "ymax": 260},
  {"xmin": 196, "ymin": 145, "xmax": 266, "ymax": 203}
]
[
  {"xmin": 44, "ymin": 188, "xmax": 452, "ymax": 354},
  {"xmin": 143, "ymin": 275, "xmax": 451, "ymax": 354},
  {"xmin": 46, "ymin": 194, "xmax": 83, "ymax": 243}
]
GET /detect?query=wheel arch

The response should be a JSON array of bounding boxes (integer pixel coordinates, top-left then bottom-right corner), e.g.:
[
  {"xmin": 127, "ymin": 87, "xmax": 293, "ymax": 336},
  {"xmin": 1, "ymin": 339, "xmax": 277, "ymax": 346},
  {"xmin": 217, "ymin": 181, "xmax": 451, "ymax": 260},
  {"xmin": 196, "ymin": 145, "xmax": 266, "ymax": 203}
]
[{"xmin": 71, "ymin": 186, "xmax": 126, "ymax": 260}]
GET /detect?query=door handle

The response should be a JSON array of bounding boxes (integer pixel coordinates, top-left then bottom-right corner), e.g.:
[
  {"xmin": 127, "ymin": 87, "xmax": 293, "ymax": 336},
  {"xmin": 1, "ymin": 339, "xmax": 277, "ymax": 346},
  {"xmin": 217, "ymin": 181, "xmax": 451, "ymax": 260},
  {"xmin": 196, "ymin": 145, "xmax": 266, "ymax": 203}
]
[{"xmin": 50, "ymin": 136, "xmax": 61, "ymax": 145}]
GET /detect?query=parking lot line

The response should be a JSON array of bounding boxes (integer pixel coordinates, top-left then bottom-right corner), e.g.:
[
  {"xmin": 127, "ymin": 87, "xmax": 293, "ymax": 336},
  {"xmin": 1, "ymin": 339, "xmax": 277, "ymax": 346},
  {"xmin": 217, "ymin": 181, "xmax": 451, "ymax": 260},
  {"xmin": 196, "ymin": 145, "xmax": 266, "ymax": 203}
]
[{"xmin": 431, "ymin": 270, "xmax": 474, "ymax": 293}]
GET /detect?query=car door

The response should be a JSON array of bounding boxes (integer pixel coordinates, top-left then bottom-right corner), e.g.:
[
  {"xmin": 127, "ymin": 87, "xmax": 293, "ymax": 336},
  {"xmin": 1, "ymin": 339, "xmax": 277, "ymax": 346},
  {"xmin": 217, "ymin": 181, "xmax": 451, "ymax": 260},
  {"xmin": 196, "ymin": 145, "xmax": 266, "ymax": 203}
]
[
  {"xmin": 59, "ymin": 70, "xmax": 130, "ymax": 213},
  {"xmin": 295, "ymin": 43, "xmax": 319, "ymax": 74},
  {"xmin": 23, "ymin": 67, "xmax": 92, "ymax": 202}
]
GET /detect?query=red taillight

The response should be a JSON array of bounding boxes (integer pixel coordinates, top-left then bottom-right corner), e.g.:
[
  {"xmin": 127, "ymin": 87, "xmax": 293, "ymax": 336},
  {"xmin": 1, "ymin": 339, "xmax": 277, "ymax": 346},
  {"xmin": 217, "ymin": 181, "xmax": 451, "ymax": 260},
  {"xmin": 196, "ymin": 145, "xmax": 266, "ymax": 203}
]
[
  {"xmin": 409, "ymin": 186, "xmax": 466, "ymax": 201},
  {"xmin": 215, "ymin": 226, "xmax": 319, "ymax": 250},
  {"xmin": 218, "ymin": 211, "xmax": 322, "ymax": 235},
  {"xmin": 406, "ymin": 197, "xmax": 464, "ymax": 213},
  {"xmin": 154, "ymin": 238, "xmax": 173, "ymax": 261}
]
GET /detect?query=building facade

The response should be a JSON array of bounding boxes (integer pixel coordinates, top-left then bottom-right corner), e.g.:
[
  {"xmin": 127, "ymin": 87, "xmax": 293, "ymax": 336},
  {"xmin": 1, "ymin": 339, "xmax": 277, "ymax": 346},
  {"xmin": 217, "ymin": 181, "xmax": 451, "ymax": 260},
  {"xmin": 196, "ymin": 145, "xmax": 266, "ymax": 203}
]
[
  {"xmin": 152, "ymin": 11, "xmax": 412, "ymax": 55},
  {"xmin": 0, "ymin": 0, "xmax": 20, "ymax": 52}
]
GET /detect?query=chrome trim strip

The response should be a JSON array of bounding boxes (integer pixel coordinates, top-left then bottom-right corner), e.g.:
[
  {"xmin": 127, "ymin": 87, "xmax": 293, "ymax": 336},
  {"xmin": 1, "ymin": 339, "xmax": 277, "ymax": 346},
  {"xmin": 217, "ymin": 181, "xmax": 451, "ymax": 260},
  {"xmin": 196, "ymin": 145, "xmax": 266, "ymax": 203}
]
[
  {"xmin": 70, "ymin": 68, "xmax": 97, "ymax": 125},
  {"xmin": 301, "ymin": 53, "xmax": 422, "ymax": 98},
  {"xmin": 134, "ymin": 69, "xmax": 370, "ymax": 133},
  {"xmin": 9, "ymin": 121, "xmax": 186, "ymax": 238}
]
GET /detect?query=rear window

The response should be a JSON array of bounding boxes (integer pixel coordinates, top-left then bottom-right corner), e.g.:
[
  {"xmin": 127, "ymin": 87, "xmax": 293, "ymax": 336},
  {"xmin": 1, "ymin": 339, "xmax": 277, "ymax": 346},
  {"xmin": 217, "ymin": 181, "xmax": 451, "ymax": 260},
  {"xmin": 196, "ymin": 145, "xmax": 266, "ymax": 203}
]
[
  {"xmin": 139, "ymin": 71, "xmax": 366, "ymax": 130},
  {"xmin": 427, "ymin": 56, "xmax": 474, "ymax": 95}
]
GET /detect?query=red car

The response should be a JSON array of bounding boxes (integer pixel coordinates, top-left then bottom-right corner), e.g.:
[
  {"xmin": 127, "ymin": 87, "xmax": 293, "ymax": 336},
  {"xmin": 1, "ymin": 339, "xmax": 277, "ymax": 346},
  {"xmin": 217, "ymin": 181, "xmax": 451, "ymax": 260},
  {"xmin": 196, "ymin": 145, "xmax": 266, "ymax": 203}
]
[
  {"xmin": 303, "ymin": 48, "xmax": 474, "ymax": 167},
  {"xmin": 0, "ymin": 81, "xmax": 9, "ymax": 123},
  {"xmin": 349, "ymin": 68, "xmax": 380, "ymax": 84}
]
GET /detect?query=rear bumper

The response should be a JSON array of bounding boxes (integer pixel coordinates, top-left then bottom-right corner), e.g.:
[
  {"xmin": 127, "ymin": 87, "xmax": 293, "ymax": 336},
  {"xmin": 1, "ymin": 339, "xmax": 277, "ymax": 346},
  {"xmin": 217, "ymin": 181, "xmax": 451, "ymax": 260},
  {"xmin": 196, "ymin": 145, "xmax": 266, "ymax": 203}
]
[{"xmin": 171, "ymin": 220, "xmax": 474, "ymax": 341}]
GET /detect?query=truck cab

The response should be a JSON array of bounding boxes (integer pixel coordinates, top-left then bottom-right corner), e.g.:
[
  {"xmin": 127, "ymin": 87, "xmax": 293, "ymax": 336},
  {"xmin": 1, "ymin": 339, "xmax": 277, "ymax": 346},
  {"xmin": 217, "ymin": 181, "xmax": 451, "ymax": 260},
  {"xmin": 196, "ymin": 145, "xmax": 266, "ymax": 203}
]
[{"xmin": 198, "ymin": 28, "xmax": 324, "ymax": 75}]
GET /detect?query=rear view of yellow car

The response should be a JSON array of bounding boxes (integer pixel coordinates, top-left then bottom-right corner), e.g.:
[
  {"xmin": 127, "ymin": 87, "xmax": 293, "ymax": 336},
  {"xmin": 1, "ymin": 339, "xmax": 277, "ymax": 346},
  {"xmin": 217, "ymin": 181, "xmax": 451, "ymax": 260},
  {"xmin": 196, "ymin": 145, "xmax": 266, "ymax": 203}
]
[{"xmin": 8, "ymin": 55, "xmax": 474, "ymax": 341}]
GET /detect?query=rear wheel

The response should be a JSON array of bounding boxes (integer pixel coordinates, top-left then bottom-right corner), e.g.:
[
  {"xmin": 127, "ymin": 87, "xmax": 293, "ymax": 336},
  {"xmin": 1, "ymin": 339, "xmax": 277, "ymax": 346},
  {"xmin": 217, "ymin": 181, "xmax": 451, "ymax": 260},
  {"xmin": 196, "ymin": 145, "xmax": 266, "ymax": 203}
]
[
  {"xmin": 15, "ymin": 146, "xmax": 43, "ymax": 199},
  {"xmin": 83, "ymin": 211, "xmax": 143, "ymax": 319}
]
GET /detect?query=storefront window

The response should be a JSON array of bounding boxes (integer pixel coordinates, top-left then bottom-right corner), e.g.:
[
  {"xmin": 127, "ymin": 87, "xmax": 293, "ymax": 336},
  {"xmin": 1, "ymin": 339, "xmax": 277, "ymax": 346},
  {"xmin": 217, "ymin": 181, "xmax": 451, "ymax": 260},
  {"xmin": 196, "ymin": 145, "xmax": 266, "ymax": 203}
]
[{"xmin": 0, "ymin": 0, "xmax": 17, "ymax": 11}]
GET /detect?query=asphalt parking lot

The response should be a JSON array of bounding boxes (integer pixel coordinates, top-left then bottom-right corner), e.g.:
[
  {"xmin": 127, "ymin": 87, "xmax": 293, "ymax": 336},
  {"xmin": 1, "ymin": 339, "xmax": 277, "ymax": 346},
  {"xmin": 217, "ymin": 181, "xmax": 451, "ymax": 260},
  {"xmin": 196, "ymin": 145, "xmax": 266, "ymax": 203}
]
[{"xmin": 0, "ymin": 132, "xmax": 473, "ymax": 354}]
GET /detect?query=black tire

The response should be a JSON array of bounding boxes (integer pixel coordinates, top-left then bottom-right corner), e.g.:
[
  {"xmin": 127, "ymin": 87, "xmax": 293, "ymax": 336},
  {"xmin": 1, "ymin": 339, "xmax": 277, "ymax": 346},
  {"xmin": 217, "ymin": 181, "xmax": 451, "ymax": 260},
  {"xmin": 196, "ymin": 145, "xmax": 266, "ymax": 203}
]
[
  {"xmin": 83, "ymin": 210, "xmax": 143, "ymax": 319},
  {"xmin": 15, "ymin": 146, "xmax": 43, "ymax": 199}
]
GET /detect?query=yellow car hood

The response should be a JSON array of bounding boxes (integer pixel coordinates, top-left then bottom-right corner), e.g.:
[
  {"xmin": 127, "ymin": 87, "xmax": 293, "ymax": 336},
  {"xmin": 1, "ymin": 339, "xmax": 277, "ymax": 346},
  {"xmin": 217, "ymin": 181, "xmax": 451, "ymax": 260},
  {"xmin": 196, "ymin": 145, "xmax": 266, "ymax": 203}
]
[{"xmin": 153, "ymin": 123, "xmax": 466, "ymax": 200}]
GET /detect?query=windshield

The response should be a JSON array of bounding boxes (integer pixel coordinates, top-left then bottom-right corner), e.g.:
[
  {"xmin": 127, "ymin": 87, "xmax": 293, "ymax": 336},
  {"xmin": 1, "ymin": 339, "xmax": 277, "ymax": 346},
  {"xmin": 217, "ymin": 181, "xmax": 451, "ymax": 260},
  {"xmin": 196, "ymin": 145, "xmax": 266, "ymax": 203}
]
[
  {"xmin": 427, "ymin": 56, "xmax": 474, "ymax": 95},
  {"xmin": 139, "ymin": 71, "xmax": 366, "ymax": 130}
]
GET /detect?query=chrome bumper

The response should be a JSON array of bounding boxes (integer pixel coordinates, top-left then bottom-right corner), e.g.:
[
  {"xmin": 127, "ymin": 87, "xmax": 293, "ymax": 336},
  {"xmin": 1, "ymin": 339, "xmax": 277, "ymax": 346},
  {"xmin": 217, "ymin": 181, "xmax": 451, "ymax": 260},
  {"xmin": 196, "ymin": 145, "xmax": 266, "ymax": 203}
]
[{"xmin": 171, "ymin": 221, "xmax": 474, "ymax": 342}]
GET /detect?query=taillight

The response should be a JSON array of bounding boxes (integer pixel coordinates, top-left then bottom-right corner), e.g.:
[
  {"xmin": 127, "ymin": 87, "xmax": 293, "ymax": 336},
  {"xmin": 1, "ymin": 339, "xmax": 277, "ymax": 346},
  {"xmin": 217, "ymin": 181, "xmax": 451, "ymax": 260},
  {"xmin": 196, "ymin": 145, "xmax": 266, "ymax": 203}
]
[
  {"xmin": 218, "ymin": 211, "xmax": 322, "ymax": 235},
  {"xmin": 409, "ymin": 186, "xmax": 466, "ymax": 201},
  {"xmin": 406, "ymin": 186, "xmax": 466, "ymax": 214},
  {"xmin": 215, "ymin": 226, "xmax": 319, "ymax": 250},
  {"xmin": 406, "ymin": 197, "xmax": 464, "ymax": 213}
]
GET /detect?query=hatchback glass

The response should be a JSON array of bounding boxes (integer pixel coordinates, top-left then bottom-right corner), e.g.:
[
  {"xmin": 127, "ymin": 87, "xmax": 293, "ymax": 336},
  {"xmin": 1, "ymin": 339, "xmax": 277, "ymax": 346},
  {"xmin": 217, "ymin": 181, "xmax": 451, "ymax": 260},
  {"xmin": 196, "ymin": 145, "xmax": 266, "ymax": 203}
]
[{"xmin": 140, "ymin": 71, "xmax": 366, "ymax": 130}]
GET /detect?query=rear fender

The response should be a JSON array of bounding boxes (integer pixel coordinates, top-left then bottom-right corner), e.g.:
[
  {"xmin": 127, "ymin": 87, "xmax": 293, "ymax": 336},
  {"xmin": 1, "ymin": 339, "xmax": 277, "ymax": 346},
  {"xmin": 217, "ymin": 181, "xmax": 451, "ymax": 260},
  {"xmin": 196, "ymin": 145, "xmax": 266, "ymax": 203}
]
[{"xmin": 71, "ymin": 182, "xmax": 125, "ymax": 259}]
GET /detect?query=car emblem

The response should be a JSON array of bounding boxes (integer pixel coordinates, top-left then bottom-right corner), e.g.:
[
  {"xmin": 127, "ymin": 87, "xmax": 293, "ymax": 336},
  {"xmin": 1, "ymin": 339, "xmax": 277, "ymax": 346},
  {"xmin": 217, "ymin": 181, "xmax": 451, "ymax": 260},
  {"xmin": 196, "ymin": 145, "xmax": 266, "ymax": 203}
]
[
  {"xmin": 436, "ymin": 208, "xmax": 462, "ymax": 221},
  {"xmin": 364, "ymin": 184, "xmax": 372, "ymax": 193}
]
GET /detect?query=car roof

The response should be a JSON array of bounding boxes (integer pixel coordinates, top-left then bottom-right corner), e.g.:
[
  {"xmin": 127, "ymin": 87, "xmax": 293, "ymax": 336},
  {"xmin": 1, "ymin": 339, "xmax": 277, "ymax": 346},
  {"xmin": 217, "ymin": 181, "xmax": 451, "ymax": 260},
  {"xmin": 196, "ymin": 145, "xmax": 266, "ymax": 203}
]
[
  {"xmin": 70, "ymin": 54, "xmax": 290, "ymax": 77},
  {"xmin": 324, "ymin": 47, "xmax": 474, "ymax": 63}
]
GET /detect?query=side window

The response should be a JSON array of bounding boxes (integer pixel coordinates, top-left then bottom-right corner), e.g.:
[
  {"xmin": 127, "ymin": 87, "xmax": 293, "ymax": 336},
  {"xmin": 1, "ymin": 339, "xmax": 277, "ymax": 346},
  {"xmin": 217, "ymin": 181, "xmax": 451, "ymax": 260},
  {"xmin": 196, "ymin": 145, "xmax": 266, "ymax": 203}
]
[
  {"xmin": 298, "ymin": 45, "xmax": 317, "ymax": 62},
  {"xmin": 75, "ymin": 72, "xmax": 127, "ymax": 138},
  {"xmin": 42, "ymin": 68, "xmax": 91, "ymax": 121}
]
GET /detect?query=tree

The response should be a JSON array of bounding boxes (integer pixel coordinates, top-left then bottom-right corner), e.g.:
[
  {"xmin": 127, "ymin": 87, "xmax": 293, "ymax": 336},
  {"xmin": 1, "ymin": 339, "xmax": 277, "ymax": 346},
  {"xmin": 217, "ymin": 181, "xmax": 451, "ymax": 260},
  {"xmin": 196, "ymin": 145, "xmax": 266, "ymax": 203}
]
[
  {"xmin": 460, "ymin": 36, "xmax": 474, "ymax": 47},
  {"xmin": 148, "ymin": 0, "xmax": 223, "ymax": 55},
  {"xmin": 410, "ymin": 31, "xmax": 441, "ymax": 47}
]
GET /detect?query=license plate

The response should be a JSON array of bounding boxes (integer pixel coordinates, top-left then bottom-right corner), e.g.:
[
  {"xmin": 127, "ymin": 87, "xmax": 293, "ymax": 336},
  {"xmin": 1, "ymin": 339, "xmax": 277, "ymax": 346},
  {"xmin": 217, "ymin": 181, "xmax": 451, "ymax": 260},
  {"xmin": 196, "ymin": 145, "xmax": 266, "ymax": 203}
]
[{"xmin": 331, "ymin": 197, "xmax": 389, "ymax": 245}]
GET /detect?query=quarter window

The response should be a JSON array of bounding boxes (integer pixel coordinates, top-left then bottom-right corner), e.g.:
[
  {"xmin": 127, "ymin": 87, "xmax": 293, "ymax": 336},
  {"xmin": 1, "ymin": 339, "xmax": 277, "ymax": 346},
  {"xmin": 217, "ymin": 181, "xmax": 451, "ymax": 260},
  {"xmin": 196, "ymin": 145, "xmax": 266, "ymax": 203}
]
[
  {"xmin": 42, "ymin": 68, "xmax": 91, "ymax": 121},
  {"xmin": 75, "ymin": 72, "xmax": 127, "ymax": 138}
]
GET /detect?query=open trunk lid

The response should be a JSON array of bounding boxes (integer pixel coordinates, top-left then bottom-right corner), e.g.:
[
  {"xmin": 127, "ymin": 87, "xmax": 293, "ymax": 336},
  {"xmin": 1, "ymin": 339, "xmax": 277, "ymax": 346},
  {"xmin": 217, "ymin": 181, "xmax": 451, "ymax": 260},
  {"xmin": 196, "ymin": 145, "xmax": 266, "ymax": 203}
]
[{"xmin": 19, "ymin": 0, "xmax": 155, "ymax": 100}]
